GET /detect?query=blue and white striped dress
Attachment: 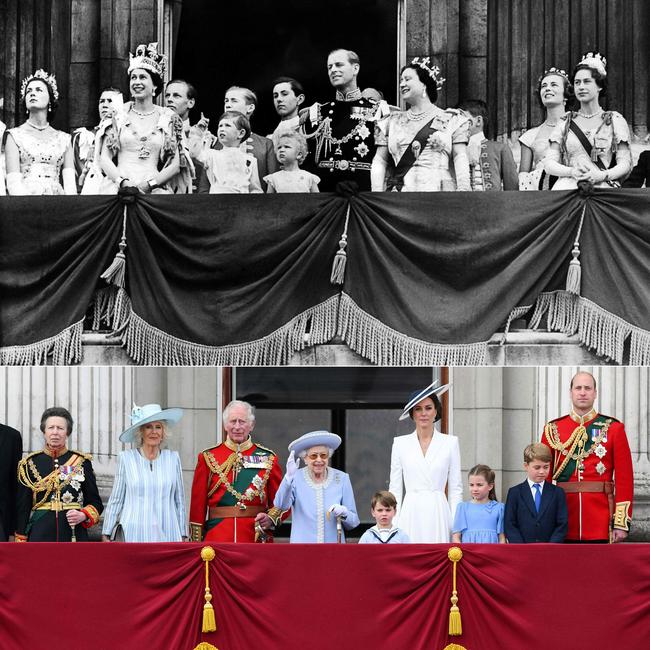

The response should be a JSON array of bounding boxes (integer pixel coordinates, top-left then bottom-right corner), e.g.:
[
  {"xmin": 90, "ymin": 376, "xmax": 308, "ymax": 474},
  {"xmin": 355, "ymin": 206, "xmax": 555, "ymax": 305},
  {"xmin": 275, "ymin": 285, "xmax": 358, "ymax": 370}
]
[{"xmin": 102, "ymin": 448, "xmax": 187, "ymax": 542}]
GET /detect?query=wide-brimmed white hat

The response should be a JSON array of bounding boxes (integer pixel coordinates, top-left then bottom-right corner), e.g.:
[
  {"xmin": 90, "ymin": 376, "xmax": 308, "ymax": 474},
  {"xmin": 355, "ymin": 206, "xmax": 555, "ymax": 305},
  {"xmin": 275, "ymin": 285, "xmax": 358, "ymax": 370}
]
[
  {"xmin": 288, "ymin": 430, "xmax": 342, "ymax": 456},
  {"xmin": 119, "ymin": 403, "xmax": 183, "ymax": 443},
  {"xmin": 398, "ymin": 381, "xmax": 450, "ymax": 421}
]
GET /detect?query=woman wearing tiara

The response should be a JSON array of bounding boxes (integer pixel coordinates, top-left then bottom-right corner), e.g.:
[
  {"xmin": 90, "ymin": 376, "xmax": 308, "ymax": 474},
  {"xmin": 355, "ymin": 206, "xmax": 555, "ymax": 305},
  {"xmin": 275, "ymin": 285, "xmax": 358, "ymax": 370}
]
[
  {"xmin": 4, "ymin": 70, "xmax": 77, "ymax": 195},
  {"xmin": 518, "ymin": 67, "xmax": 571, "ymax": 190},
  {"xmin": 371, "ymin": 58, "xmax": 470, "ymax": 191},
  {"xmin": 544, "ymin": 52, "xmax": 632, "ymax": 189},
  {"xmin": 98, "ymin": 43, "xmax": 192, "ymax": 194}
]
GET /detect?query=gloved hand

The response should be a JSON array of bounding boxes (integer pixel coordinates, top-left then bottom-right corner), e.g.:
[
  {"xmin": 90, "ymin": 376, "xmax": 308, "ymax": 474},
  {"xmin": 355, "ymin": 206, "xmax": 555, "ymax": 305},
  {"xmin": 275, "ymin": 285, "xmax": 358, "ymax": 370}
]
[
  {"xmin": 286, "ymin": 450, "xmax": 299, "ymax": 479},
  {"xmin": 328, "ymin": 504, "xmax": 348, "ymax": 519}
]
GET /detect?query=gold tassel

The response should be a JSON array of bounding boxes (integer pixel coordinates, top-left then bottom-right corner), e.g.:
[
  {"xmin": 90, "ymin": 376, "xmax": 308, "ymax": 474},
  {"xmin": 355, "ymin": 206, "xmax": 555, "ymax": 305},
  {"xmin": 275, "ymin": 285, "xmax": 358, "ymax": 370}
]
[
  {"xmin": 442, "ymin": 645, "xmax": 467, "ymax": 650},
  {"xmin": 200, "ymin": 546, "xmax": 217, "ymax": 633},
  {"xmin": 193, "ymin": 644, "xmax": 218, "ymax": 650},
  {"xmin": 447, "ymin": 547, "xmax": 463, "ymax": 636}
]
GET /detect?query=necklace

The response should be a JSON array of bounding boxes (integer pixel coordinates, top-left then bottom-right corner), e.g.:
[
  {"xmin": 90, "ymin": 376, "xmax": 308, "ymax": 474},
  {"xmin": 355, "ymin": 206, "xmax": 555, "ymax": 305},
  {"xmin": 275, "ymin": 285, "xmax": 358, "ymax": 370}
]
[
  {"xmin": 26, "ymin": 120, "xmax": 49, "ymax": 131},
  {"xmin": 407, "ymin": 107, "xmax": 435, "ymax": 121},
  {"xmin": 131, "ymin": 106, "xmax": 157, "ymax": 117},
  {"xmin": 577, "ymin": 109, "xmax": 603, "ymax": 119},
  {"xmin": 544, "ymin": 121, "xmax": 557, "ymax": 127}
]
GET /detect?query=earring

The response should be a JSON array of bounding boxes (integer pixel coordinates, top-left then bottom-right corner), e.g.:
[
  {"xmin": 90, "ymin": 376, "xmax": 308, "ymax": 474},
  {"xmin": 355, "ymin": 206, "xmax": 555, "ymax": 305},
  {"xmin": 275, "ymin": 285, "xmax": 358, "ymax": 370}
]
[
  {"xmin": 422, "ymin": 87, "xmax": 427, "ymax": 98},
  {"xmin": 47, "ymin": 104, "xmax": 51, "ymax": 113}
]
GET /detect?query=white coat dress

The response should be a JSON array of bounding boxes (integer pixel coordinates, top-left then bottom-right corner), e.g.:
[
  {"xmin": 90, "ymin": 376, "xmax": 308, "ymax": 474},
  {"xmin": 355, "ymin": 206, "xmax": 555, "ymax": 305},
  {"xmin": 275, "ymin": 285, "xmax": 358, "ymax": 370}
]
[{"xmin": 389, "ymin": 430, "xmax": 462, "ymax": 543}]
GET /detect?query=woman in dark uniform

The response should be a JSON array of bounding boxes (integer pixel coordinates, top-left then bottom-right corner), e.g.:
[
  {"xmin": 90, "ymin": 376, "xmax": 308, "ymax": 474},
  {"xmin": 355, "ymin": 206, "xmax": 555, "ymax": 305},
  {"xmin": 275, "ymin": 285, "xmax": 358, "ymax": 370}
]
[{"xmin": 15, "ymin": 407, "xmax": 103, "ymax": 542}]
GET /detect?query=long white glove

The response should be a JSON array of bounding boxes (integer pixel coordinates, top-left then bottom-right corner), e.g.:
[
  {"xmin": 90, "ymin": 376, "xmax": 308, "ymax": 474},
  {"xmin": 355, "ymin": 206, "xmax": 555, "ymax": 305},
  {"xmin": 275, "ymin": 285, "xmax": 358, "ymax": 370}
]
[
  {"xmin": 6, "ymin": 172, "xmax": 27, "ymax": 195},
  {"xmin": 62, "ymin": 168, "xmax": 77, "ymax": 195},
  {"xmin": 285, "ymin": 450, "xmax": 299, "ymax": 480},
  {"xmin": 328, "ymin": 504, "xmax": 348, "ymax": 519}
]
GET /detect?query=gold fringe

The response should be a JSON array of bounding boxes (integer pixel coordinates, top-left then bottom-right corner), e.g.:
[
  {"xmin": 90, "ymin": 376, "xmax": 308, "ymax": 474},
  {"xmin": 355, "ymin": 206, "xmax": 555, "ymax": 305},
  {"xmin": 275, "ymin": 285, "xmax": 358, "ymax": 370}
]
[
  {"xmin": 0, "ymin": 319, "xmax": 83, "ymax": 365},
  {"xmin": 200, "ymin": 546, "xmax": 217, "ymax": 633},
  {"xmin": 120, "ymin": 295, "xmax": 339, "ymax": 366},
  {"xmin": 338, "ymin": 292, "xmax": 488, "ymax": 365},
  {"xmin": 442, "ymin": 645, "xmax": 467, "ymax": 650},
  {"xmin": 447, "ymin": 547, "xmax": 463, "ymax": 637},
  {"xmin": 193, "ymin": 644, "xmax": 218, "ymax": 650},
  {"xmin": 529, "ymin": 290, "xmax": 650, "ymax": 365}
]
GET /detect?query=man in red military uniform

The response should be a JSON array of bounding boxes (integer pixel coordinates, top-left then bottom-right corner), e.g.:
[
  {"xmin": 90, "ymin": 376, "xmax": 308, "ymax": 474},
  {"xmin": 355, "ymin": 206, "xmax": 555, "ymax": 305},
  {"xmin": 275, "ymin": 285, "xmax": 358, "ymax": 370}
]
[
  {"xmin": 541, "ymin": 372, "xmax": 633, "ymax": 542},
  {"xmin": 189, "ymin": 400, "xmax": 283, "ymax": 543}
]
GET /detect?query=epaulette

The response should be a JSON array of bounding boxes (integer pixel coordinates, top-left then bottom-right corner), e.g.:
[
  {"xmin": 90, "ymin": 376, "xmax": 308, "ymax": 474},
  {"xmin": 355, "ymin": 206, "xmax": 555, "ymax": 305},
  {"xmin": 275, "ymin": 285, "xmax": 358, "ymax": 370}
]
[
  {"xmin": 254, "ymin": 443, "xmax": 276, "ymax": 457},
  {"xmin": 70, "ymin": 450, "xmax": 93, "ymax": 461},
  {"xmin": 200, "ymin": 445, "xmax": 219, "ymax": 455},
  {"xmin": 598, "ymin": 414, "xmax": 620, "ymax": 424}
]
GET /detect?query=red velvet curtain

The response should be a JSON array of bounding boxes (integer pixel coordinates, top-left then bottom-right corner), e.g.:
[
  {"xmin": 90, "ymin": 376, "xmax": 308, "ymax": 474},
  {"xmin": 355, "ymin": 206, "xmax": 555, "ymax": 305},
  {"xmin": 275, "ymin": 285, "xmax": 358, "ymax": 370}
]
[{"xmin": 1, "ymin": 543, "xmax": 649, "ymax": 650}]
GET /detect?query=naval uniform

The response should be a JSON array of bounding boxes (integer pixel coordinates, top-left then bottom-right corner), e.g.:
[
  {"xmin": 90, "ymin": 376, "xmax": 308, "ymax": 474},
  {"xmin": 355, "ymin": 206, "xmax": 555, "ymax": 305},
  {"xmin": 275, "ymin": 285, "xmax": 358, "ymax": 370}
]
[
  {"xmin": 304, "ymin": 89, "xmax": 385, "ymax": 192},
  {"xmin": 15, "ymin": 447, "xmax": 103, "ymax": 542},
  {"xmin": 541, "ymin": 409, "xmax": 633, "ymax": 541},
  {"xmin": 189, "ymin": 436, "xmax": 283, "ymax": 543}
]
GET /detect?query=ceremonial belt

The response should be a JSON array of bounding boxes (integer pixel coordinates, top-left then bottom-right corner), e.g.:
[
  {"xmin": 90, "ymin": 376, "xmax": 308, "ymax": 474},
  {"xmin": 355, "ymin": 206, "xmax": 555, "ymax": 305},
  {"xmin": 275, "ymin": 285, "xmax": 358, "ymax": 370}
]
[
  {"xmin": 318, "ymin": 160, "xmax": 372, "ymax": 172},
  {"xmin": 558, "ymin": 481, "xmax": 614, "ymax": 521},
  {"xmin": 34, "ymin": 502, "xmax": 81, "ymax": 512},
  {"xmin": 386, "ymin": 120, "xmax": 437, "ymax": 191},
  {"xmin": 557, "ymin": 481, "xmax": 613, "ymax": 494},
  {"xmin": 209, "ymin": 505, "xmax": 266, "ymax": 519}
]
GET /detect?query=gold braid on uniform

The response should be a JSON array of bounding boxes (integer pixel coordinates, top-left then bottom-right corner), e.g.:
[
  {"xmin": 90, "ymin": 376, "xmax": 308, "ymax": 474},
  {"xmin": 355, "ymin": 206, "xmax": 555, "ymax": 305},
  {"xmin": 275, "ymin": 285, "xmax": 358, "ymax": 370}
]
[
  {"xmin": 18, "ymin": 453, "xmax": 86, "ymax": 510},
  {"xmin": 614, "ymin": 501, "xmax": 631, "ymax": 531},
  {"xmin": 202, "ymin": 450, "xmax": 273, "ymax": 503},
  {"xmin": 544, "ymin": 420, "xmax": 610, "ymax": 481}
]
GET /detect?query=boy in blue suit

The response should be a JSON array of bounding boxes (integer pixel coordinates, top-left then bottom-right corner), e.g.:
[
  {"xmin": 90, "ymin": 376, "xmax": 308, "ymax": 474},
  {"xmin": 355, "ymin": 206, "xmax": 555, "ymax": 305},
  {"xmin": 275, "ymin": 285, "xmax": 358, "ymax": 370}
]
[{"xmin": 505, "ymin": 443, "xmax": 567, "ymax": 543}]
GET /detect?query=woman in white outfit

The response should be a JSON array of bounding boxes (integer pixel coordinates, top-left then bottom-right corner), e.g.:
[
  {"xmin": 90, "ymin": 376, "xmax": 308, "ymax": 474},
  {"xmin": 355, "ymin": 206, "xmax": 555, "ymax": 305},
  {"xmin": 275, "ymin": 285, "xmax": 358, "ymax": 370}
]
[{"xmin": 389, "ymin": 381, "xmax": 462, "ymax": 543}]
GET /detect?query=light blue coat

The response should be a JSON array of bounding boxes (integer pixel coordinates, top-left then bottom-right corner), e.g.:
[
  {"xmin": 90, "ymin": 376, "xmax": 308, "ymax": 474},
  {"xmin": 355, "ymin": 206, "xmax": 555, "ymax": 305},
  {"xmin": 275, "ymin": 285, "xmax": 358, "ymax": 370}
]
[
  {"xmin": 102, "ymin": 449, "xmax": 187, "ymax": 542},
  {"xmin": 274, "ymin": 467, "xmax": 359, "ymax": 543}
]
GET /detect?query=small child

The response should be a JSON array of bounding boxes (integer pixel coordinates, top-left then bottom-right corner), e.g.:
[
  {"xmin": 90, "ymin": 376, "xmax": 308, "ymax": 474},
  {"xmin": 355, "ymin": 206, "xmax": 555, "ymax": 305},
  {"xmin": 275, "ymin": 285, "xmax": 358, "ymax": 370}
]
[
  {"xmin": 264, "ymin": 130, "xmax": 319, "ymax": 193},
  {"xmin": 201, "ymin": 111, "xmax": 262, "ymax": 193},
  {"xmin": 458, "ymin": 99, "xmax": 518, "ymax": 191},
  {"xmin": 504, "ymin": 442, "xmax": 568, "ymax": 543},
  {"xmin": 452, "ymin": 464, "xmax": 505, "ymax": 543},
  {"xmin": 358, "ymin": 490, "xmax": 410, "ymax": 544}
]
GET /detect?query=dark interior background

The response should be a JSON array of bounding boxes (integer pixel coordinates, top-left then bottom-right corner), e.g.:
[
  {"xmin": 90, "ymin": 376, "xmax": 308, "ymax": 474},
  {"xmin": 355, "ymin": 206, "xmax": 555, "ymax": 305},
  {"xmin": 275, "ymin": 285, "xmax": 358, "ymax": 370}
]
[{"xmin": 172, "ymin": 0, "xmax": 398, "ymax": 136}]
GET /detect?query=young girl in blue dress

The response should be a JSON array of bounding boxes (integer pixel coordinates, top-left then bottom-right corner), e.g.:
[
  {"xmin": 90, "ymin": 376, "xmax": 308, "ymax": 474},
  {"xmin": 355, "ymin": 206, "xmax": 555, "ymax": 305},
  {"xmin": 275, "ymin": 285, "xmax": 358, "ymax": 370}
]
[{"xmin": 452, "ymin": 464, "xmax": 505, "ymax": 543}]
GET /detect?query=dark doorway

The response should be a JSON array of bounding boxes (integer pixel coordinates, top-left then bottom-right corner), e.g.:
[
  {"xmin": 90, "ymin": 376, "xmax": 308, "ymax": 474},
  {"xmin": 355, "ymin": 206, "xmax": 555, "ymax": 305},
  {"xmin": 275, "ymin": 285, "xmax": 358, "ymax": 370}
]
[{"xmin": 172, "ymin": 0, "xmax": 399, "ymax": 136}]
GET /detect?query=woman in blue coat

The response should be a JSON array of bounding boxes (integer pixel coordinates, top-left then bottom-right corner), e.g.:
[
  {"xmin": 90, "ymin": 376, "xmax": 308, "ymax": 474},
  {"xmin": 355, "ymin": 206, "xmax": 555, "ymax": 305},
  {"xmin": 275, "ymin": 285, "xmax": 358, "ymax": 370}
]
[{"xmin": 274, "ymin": 431, "xmax": 359, "ymax": 543}]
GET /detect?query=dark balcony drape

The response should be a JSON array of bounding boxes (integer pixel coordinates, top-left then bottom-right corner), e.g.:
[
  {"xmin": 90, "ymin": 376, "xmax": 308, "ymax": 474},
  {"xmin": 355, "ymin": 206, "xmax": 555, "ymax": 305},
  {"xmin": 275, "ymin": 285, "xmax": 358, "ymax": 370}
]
[{"xmin": 1, "ymin": 190, "xmax": 648, "ymax": 365}]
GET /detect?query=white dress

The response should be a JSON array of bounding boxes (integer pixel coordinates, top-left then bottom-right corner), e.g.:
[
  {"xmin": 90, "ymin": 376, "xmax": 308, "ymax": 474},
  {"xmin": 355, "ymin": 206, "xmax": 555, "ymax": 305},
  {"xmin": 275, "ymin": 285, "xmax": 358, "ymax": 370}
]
[{"xmin": 389, "ymin": 430, "xmax": 463, "ymax": 543}]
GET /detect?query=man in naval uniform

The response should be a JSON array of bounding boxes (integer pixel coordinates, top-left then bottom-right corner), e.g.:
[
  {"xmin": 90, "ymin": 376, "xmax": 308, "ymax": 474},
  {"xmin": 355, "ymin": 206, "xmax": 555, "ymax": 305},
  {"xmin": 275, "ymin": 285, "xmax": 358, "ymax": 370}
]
[
  {"xmin": 540, "ymin": 372, "xmax": 633, "ymax": 543},
  {"xmin": 304, "ymin": 48, "xmax": 387, "ymax": 192},
  {"xmin": 189, "ymin": 400, "xmax": 283, "ymax": 543}
]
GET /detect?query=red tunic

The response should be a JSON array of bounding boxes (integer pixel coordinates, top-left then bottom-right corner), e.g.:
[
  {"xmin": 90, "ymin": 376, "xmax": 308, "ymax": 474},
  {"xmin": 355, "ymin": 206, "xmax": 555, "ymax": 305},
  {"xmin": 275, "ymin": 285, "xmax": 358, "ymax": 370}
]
[
  {"xmin": 541, "ymin": 410, "xmax": 633, "ymax": 541},
  {"xmin": 189, "ymin": 437, "xmax": 283, "ymax": 543}
]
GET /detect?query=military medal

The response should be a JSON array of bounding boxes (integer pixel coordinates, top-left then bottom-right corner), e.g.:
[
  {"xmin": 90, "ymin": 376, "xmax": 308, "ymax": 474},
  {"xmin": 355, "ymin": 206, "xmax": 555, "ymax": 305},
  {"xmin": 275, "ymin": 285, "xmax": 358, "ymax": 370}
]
[
  {"xmin": 594, "ymin": 443, "xmax": 607, "ymax": 458},
  {"xmin": 596, "ymin": 461, "xmax": 606, "ymax": 475}
]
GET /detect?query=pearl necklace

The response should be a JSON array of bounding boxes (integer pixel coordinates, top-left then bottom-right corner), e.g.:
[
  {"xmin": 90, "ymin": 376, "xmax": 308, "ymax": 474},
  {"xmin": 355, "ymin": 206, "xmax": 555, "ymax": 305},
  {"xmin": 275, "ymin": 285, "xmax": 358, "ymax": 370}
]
[
  {"xmin": 577, "ymin": 109, "xmax": 603, "ymax": 119},
  {"xmin": 26, "ymin": 120, "xmax": 49, "ymax": 131},
  {"xmin": 407, "ymin": 107, "xmax": 435, "ymax": 121},
  {"xmin": 131, "ymin": 106, "xmax": 157, "ymax": 117},
  {"xmin": 544, "ymin": 121, "xmax": 557, "ymax": 127}
]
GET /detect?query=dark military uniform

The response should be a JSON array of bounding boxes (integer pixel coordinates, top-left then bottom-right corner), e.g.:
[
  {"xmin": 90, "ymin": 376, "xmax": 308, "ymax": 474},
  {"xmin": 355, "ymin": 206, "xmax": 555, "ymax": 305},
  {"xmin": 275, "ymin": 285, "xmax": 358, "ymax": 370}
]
[
  {"xmin": 15, "ymin": 447, "xmax": 103, "ymax": 542},
  {"xmin": 304, "ymin": 89, "xmax": 384, "ymax": 192}
]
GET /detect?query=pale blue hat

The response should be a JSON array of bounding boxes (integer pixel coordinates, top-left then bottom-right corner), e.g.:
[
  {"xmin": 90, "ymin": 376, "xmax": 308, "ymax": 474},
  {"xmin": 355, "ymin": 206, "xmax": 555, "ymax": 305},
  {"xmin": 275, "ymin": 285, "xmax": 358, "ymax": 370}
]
[
  {"xmin": 288, "ymin": 430, "xmax": 342, "ymax": 456},
  {"xmin": 119, "ymin": 403, "xmax": 183, "ymax": 443}
]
